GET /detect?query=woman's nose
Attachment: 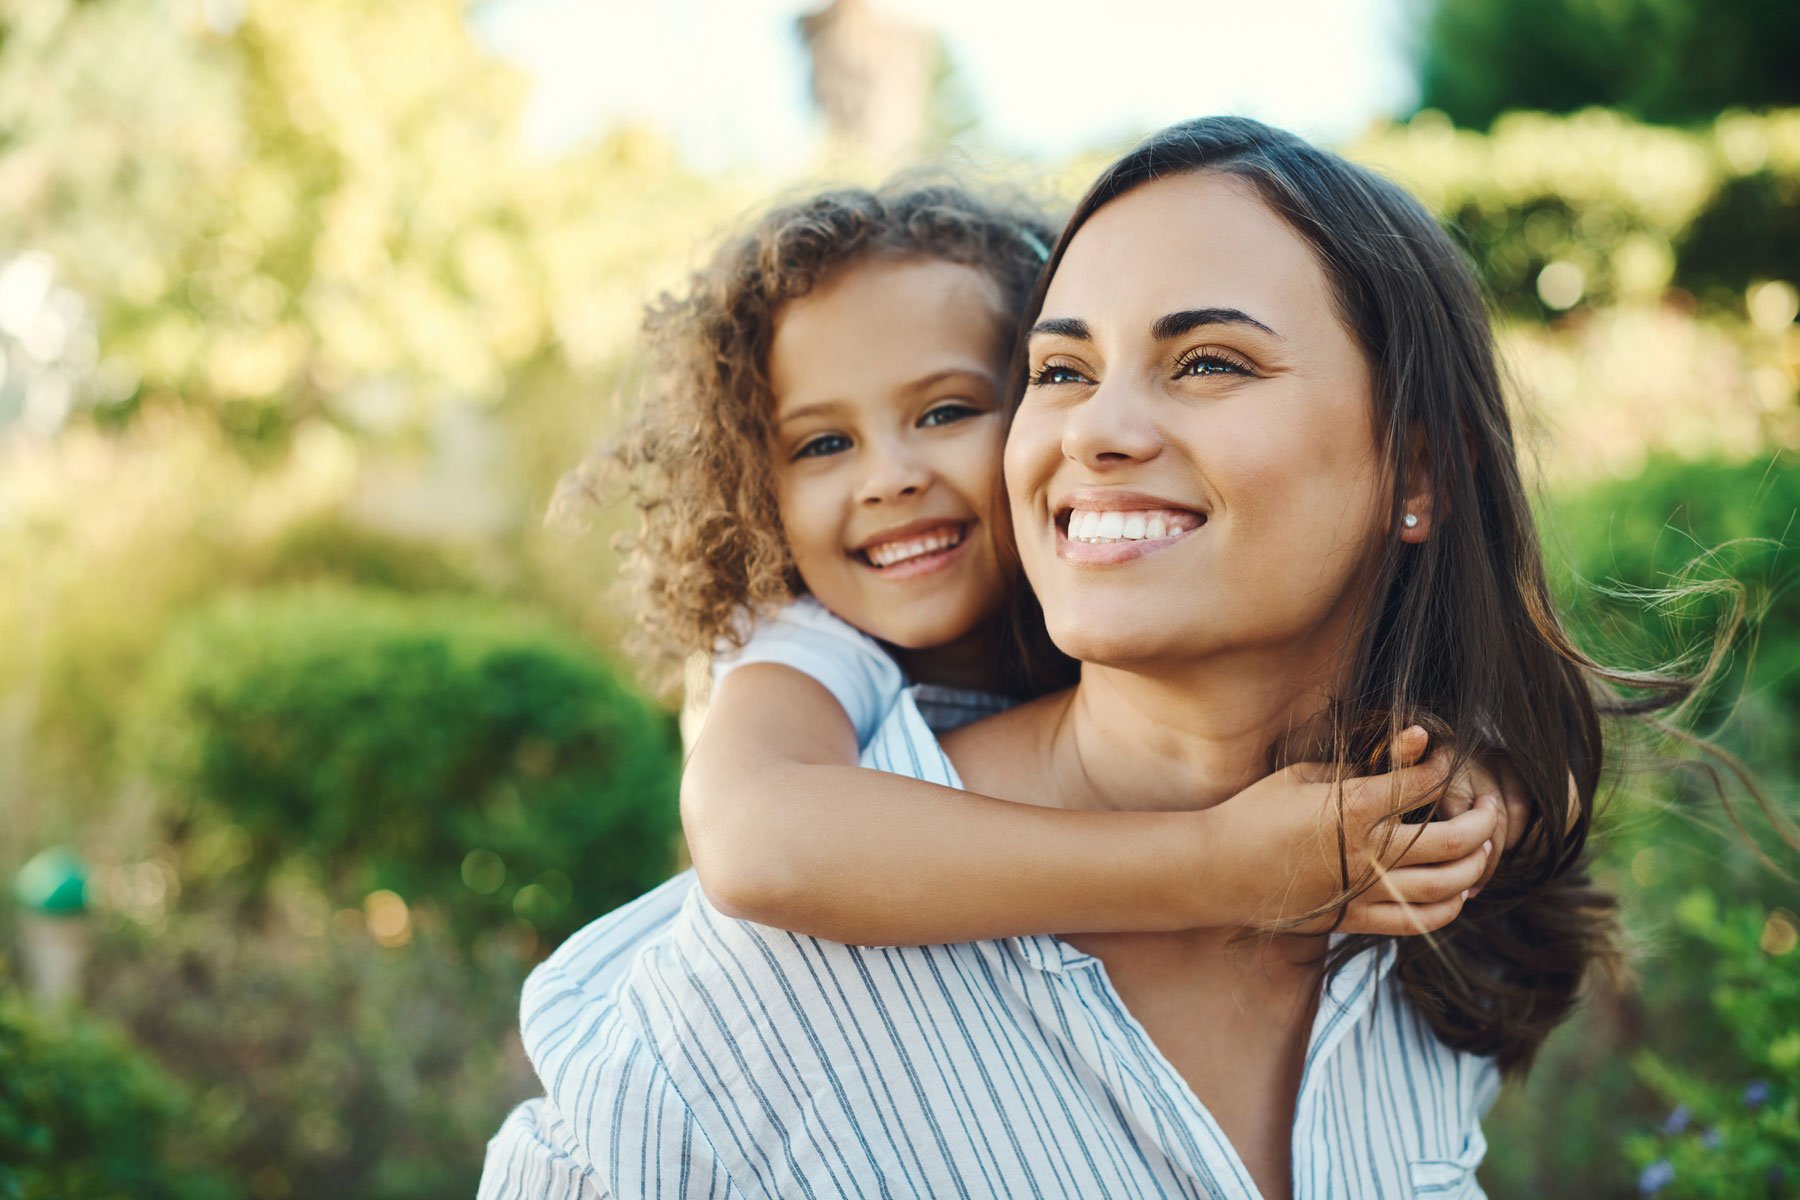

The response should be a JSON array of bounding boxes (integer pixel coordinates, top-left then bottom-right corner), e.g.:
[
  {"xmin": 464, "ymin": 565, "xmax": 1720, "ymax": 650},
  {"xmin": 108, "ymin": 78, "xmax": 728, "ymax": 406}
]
[
  {"xmin": 854, "ymin": 440, "xmax": 932, "ymax": 506},
  {"xmin": 1061, "ymin": 381, "xmax": 1163, "ymax": 469}
]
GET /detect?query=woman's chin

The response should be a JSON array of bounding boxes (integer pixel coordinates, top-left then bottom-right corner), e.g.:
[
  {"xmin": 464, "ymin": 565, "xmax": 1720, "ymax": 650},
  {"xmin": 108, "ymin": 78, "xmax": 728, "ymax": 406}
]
[{"xmin": 1047, "ymin": 616, "xmax": 1189, "ymax": 670}]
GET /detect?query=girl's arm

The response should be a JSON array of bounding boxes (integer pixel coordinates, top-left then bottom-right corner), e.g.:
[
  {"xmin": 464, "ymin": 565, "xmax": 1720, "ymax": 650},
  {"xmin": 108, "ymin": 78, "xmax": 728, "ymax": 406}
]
[{"xmin": 683, "ymin": 664, "xmax": 1502, "ymax": 945}]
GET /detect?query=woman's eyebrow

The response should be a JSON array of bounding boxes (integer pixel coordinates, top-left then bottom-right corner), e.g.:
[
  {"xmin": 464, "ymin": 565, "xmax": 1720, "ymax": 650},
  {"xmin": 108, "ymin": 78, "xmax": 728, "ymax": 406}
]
[
  {"xmin": 1151, "ymin": 308, "xmax": 1280, "ymax": 340},
  {"xmin": 1028, "ymin": 317, "xmax": 1089, "ymax": 341},
  {"xmin": 1030, "ymin": 310, "xmax": 1280, "ymax": 342}
]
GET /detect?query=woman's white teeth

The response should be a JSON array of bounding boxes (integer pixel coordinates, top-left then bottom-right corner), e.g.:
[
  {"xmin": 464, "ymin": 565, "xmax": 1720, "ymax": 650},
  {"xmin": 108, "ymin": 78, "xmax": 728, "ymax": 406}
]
[
  {"xmin": 1066, "ymin": 509, "xmax": 1200, "ymax": 544},
  {"xmin": 866, "ymin": 527, "xmax": 964, "ymax": 568}
]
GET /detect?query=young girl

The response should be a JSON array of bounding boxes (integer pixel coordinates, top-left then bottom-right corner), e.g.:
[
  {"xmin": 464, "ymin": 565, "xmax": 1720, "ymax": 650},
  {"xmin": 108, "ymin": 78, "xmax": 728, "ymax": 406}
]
[{"xmin": 591, "ymin": 180, "xmax": 1513, "ymax": 948}]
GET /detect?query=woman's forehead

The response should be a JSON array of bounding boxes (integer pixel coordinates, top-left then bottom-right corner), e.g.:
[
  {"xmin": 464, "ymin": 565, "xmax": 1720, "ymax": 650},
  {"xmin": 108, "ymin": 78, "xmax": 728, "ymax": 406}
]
[{"xmin": 1042, "ymin": 173, "xmax": 1335, "ymax": 341}]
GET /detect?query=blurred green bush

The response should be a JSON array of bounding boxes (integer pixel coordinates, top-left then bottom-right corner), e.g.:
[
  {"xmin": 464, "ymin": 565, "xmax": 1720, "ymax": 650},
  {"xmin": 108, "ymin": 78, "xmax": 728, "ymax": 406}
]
[
  {"xmin": 1351, "ymin": 110, "xmax": 1800, "ymax": 316},
  {"xmin": 1623, "ymin": 894, "xmax": 1799, "ymax": 1199},
  {"xmin": 127, "ymin": 586, "xmax": 680, "ymax": 950},
  {"xmin": 0, "ymin": 990, "xmax": 230, "ymax": 1200},
  {"xmin": 1546, "ymin": 452, "xmax": 1799, "ymax": 775},
  {"xmin": 1480, "ymin": 453, "xmax": 1799, "ymax": 1198},
  {"xmin": 83, "ymin": 899, "xmax": 535, "ymax": 1200}
]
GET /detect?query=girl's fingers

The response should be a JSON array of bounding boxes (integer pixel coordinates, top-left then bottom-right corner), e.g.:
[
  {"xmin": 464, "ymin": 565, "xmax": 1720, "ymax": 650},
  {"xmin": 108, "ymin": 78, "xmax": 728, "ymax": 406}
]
[
  {"xmin": 1369, "ymin": 845, "xmax": 1490, "ymax": 905},
  {"xmin": 1348, "ymin": 749, "xmax": 1454, "ymax": 824},
  {"xmin": 1340, "ymin": 894, "xmax": 1467, "ymax": 937},
  {"xmin": 1386, "ymin": 724, "xmax": 1430, "ymax": 769},
  {"xmin": 1469, "ymin": 795, "xmax": 1505, "ymax": 895},
  {"xmin": 1385, "ymin": 803, "xmax": 1498, "ymax": 867}
]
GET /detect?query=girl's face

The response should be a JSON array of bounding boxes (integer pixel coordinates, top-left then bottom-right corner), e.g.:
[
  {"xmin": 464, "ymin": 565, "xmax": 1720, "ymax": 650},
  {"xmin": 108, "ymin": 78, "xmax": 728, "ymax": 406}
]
[
  {"xmin": 1006, "ymin": 172, "xmax": 1388, "ymax": 672},
  {"xmin": 768, "ymin": 256, "xmax": 1011, "ymax": 652}
]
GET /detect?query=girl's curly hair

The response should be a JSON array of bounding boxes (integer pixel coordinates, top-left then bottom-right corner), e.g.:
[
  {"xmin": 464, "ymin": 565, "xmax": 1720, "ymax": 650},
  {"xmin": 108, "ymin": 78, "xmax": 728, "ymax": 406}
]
[{"xmin": 569, "ymin": 181, "xmax": 1055, "ymax": 684}]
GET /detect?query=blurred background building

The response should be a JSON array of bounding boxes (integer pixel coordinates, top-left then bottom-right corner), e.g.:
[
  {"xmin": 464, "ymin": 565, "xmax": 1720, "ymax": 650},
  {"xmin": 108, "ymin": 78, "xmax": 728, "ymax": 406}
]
[{"xmin": 0, "ymin": 1, "xmax": 1795, "ymax": 1197}]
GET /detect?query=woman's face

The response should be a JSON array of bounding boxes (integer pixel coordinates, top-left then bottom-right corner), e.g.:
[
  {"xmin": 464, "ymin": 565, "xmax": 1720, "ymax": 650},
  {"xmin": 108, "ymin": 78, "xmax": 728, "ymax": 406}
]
[{"xmin": 1006, "ymin": 171, "xmax": 1388, "ymax": 671}]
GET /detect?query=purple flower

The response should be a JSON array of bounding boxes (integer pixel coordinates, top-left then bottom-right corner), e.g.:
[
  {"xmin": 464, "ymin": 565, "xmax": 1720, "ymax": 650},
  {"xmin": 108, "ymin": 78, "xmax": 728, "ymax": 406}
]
[
  {"xmin": 1699, "ymin": 1126, "xmax": 1722, "ymax": 1150},
  {"xmin": 1744, "ymin": 1078, "xmax": 1770, "ymax": 1109},
  {"xmin": 1638, "ymin": 1159, "xmax": 1676, "ymax": 1196},
  {"xmin": 1660, "ymin": 1105, "xmax": 1692, "ymax": 1136}
]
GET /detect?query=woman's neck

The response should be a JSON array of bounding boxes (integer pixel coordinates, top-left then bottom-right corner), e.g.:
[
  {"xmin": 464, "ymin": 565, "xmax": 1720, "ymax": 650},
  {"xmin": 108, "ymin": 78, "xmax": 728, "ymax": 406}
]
[{"xmin": 1048, "ymin": 645, "xmax": 1343, "ymax": 814}]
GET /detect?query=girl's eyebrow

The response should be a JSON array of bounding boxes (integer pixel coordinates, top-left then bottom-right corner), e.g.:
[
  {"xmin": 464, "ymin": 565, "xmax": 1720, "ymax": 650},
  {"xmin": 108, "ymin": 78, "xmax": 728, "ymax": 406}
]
[
  {"xmin": 1029, "ymin": 308, "xmax": 1280, "ymax": 342},
  {"xmin": 902, "ymin": 366, "xmax": 993, "ymax": 396},
  {"xmin": 778, "ymin": 367, "xmax": 993, "ymax": 426},
  {"xmin": 775, "ymin": 399, "xmax": 845, "ymax": 427}
]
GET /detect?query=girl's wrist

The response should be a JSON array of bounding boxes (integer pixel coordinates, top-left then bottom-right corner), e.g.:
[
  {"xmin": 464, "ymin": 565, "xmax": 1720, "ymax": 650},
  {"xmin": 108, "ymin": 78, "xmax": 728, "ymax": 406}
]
[{"xmin": 1164, "ymin": 807, "xmax": 1237, "ymax": 930}]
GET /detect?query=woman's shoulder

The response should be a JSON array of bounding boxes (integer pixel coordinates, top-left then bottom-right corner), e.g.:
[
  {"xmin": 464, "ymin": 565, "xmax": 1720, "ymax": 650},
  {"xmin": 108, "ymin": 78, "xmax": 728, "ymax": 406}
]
[{"xmin": 937, "ymin": 688, "xmax": 1072, "ymax": 803}]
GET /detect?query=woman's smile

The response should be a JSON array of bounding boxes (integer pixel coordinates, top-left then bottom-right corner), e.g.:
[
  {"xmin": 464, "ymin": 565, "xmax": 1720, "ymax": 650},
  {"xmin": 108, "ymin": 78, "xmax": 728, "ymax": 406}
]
[{"xmin": 1054, "ymin": 489, "xmax": 1208, "ymax": 565}]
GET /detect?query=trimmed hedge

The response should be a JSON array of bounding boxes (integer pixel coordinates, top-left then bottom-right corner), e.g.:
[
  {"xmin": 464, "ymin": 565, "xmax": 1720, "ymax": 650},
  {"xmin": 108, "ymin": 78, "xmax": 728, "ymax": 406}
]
[
  {"xmin": 1352, "ymin": 109, "xmax": 1800, "ymax": 316},
  {"xmin": 128, "ymin": 586, "xmax": 680, "ymax": 948}
]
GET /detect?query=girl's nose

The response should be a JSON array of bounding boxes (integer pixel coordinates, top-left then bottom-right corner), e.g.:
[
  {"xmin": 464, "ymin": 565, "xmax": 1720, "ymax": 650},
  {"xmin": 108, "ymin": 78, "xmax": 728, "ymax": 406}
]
[{"xmin": 854, "ymin": 441, "xmax": 931, "ymax": 506}]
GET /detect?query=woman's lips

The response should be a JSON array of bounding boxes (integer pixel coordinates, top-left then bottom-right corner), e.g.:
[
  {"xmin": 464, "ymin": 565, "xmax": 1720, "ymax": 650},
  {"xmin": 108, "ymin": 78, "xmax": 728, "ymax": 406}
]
[{"xmin": 1054, "ymin": 507, "xmax": 1206, "ymax": 565}]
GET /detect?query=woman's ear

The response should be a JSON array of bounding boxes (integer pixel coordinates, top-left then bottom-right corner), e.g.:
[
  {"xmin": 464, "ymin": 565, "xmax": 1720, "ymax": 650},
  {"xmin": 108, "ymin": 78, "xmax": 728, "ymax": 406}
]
[{"xmin": 1398, "ymin": 422, "xmax": 1437, "ymax": 543}]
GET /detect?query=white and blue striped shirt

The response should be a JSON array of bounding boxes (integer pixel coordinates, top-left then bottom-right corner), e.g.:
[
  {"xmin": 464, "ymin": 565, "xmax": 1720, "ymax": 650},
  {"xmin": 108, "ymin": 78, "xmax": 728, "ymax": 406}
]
[{"xmin": 481, "ymin": 690, "xmax": 1500, "ymax": 1199}]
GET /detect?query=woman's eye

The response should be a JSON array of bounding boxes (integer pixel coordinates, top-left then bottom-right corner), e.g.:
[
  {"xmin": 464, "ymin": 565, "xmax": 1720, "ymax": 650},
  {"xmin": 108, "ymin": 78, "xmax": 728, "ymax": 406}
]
[
  {"xmin": 793, "ymin": 433, "xmax": 851, "ymax": 460},
  {"xmin": 1028, "ymin": 363, "xmax": 1091, "ymax": 387},
  {"xmin": 1177, "ymin": 351, "xmax": 1253, "ymax": 378},
  {"xmin": 919, "ymin": 403, "xmax": 980, "ymax": 428}
]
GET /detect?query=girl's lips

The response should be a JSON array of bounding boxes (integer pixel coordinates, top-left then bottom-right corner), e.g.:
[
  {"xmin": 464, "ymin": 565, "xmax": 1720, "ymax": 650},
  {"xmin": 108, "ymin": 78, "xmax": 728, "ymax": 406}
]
[{"xmin": 853, "ymin": 523, "xmax": 974, "ymax": 581}]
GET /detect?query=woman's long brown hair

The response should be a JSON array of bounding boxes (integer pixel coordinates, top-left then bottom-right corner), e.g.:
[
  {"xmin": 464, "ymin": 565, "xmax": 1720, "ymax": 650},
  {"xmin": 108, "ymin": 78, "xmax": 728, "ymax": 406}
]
[{"xmin": 1008, "ymin": 116, "xmax": 1769, "ymax": 1076}]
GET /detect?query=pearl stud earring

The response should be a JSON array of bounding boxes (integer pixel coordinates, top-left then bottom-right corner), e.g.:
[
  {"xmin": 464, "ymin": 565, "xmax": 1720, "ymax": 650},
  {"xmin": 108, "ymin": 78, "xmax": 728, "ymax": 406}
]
[{"xmin": 1403, "ymin": 513, "xmax": 1419, "ymax": 529}]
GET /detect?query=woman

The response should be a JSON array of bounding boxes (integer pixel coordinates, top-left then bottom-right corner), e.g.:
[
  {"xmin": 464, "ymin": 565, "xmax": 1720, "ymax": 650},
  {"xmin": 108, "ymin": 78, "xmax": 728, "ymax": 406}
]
[{"xmin": 482, "ymin": 117, "xmax": 1624, "ymax": 1200}]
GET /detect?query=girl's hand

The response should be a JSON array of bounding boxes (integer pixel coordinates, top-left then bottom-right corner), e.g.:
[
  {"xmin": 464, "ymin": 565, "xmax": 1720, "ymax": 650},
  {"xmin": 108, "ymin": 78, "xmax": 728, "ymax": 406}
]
[{"xmin": 1202, "ymin": 726, "xmax": 1504, "ymax": 936}]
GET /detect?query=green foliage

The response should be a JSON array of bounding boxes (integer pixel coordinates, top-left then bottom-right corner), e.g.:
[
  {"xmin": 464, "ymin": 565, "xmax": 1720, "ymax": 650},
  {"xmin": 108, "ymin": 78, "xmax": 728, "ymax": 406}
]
[
  {"xmin": 1480, "ymin": 454, "xmax": 1799, "ymax": 1199},
  {"xmin": 1351, "ymin": 110, "xmax": 1800, "ymax": 317},
  {"xmin": 1414, "ymin": 0, "xmax": 1800, "ymax": 128},
  {"xmin": 1544, "ymin": 452, "xmax": 1800, "ymax": 775},
  {"xmin": 84, "ymin": 901, "xmax": 534, "ymax": 1200},
  {"xmin": 245, "ymin": 514, "xmax": 480, "ymax": 595},
  {"xmin": 128, "ymin": 586, "xmax": 680, "ymax": 948},
  {"xmin": 0, "ymin": 0, "xmax": 738, "ymax": 442},
  {"xmin": 0, "ymin": 990, "xmax": 231, "ymax": 1200},
  {"xmin": 1622, "ymin": 894, "xmax": 1799, "ymax": 1199}
]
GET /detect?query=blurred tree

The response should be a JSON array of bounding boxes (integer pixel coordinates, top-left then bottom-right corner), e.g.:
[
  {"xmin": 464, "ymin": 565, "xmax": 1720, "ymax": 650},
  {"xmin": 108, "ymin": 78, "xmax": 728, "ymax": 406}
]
[
  {"xmin": 0, "ymin": 0, "xmax": 731, "ymax": 445},
  {"xmin": 1413, "ymin": 0, "xmax": 1800, "ymax": 127}
]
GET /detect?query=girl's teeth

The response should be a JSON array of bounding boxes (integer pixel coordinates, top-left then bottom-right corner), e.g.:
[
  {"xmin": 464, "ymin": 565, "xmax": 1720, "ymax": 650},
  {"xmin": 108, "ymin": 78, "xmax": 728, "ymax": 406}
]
[
  {"xmin": 867, "ymin": 528, "xmax": 964, "ymax": 568},
  {"xmin": 1066, "ymin": 508, "xmax": 1201, "ymax": 545}
]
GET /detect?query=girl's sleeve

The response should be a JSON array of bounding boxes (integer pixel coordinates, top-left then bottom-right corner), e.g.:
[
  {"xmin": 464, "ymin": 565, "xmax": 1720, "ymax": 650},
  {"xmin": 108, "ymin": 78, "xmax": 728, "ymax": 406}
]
[{"xmin": 711, "ymin": 597, "xmax": 904, "ymax": 745}]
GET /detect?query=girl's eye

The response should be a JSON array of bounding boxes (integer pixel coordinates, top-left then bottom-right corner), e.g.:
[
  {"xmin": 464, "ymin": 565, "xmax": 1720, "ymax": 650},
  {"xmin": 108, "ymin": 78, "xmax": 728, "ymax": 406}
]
[
  {"xmin": 919, "ymin": 402, "xmax": 981, "ymax": 428},
  {"xmin": 1176, "ymin": 349, "xmax": 1254, "ymax": 378},
  {"xmin": 793, "ymin": 433, "xmax": 852, "ymax": 460},
  {"xmin": 1026, "ymin": 363, "xmax": 1091, "ymax": 388}
]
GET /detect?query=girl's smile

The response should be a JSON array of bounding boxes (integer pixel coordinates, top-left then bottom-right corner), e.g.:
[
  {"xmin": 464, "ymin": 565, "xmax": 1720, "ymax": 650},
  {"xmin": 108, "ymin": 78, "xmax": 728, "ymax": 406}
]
[{"xmin": 768, "ymin": 256, "xmax": 1013, "ymax": 655}]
